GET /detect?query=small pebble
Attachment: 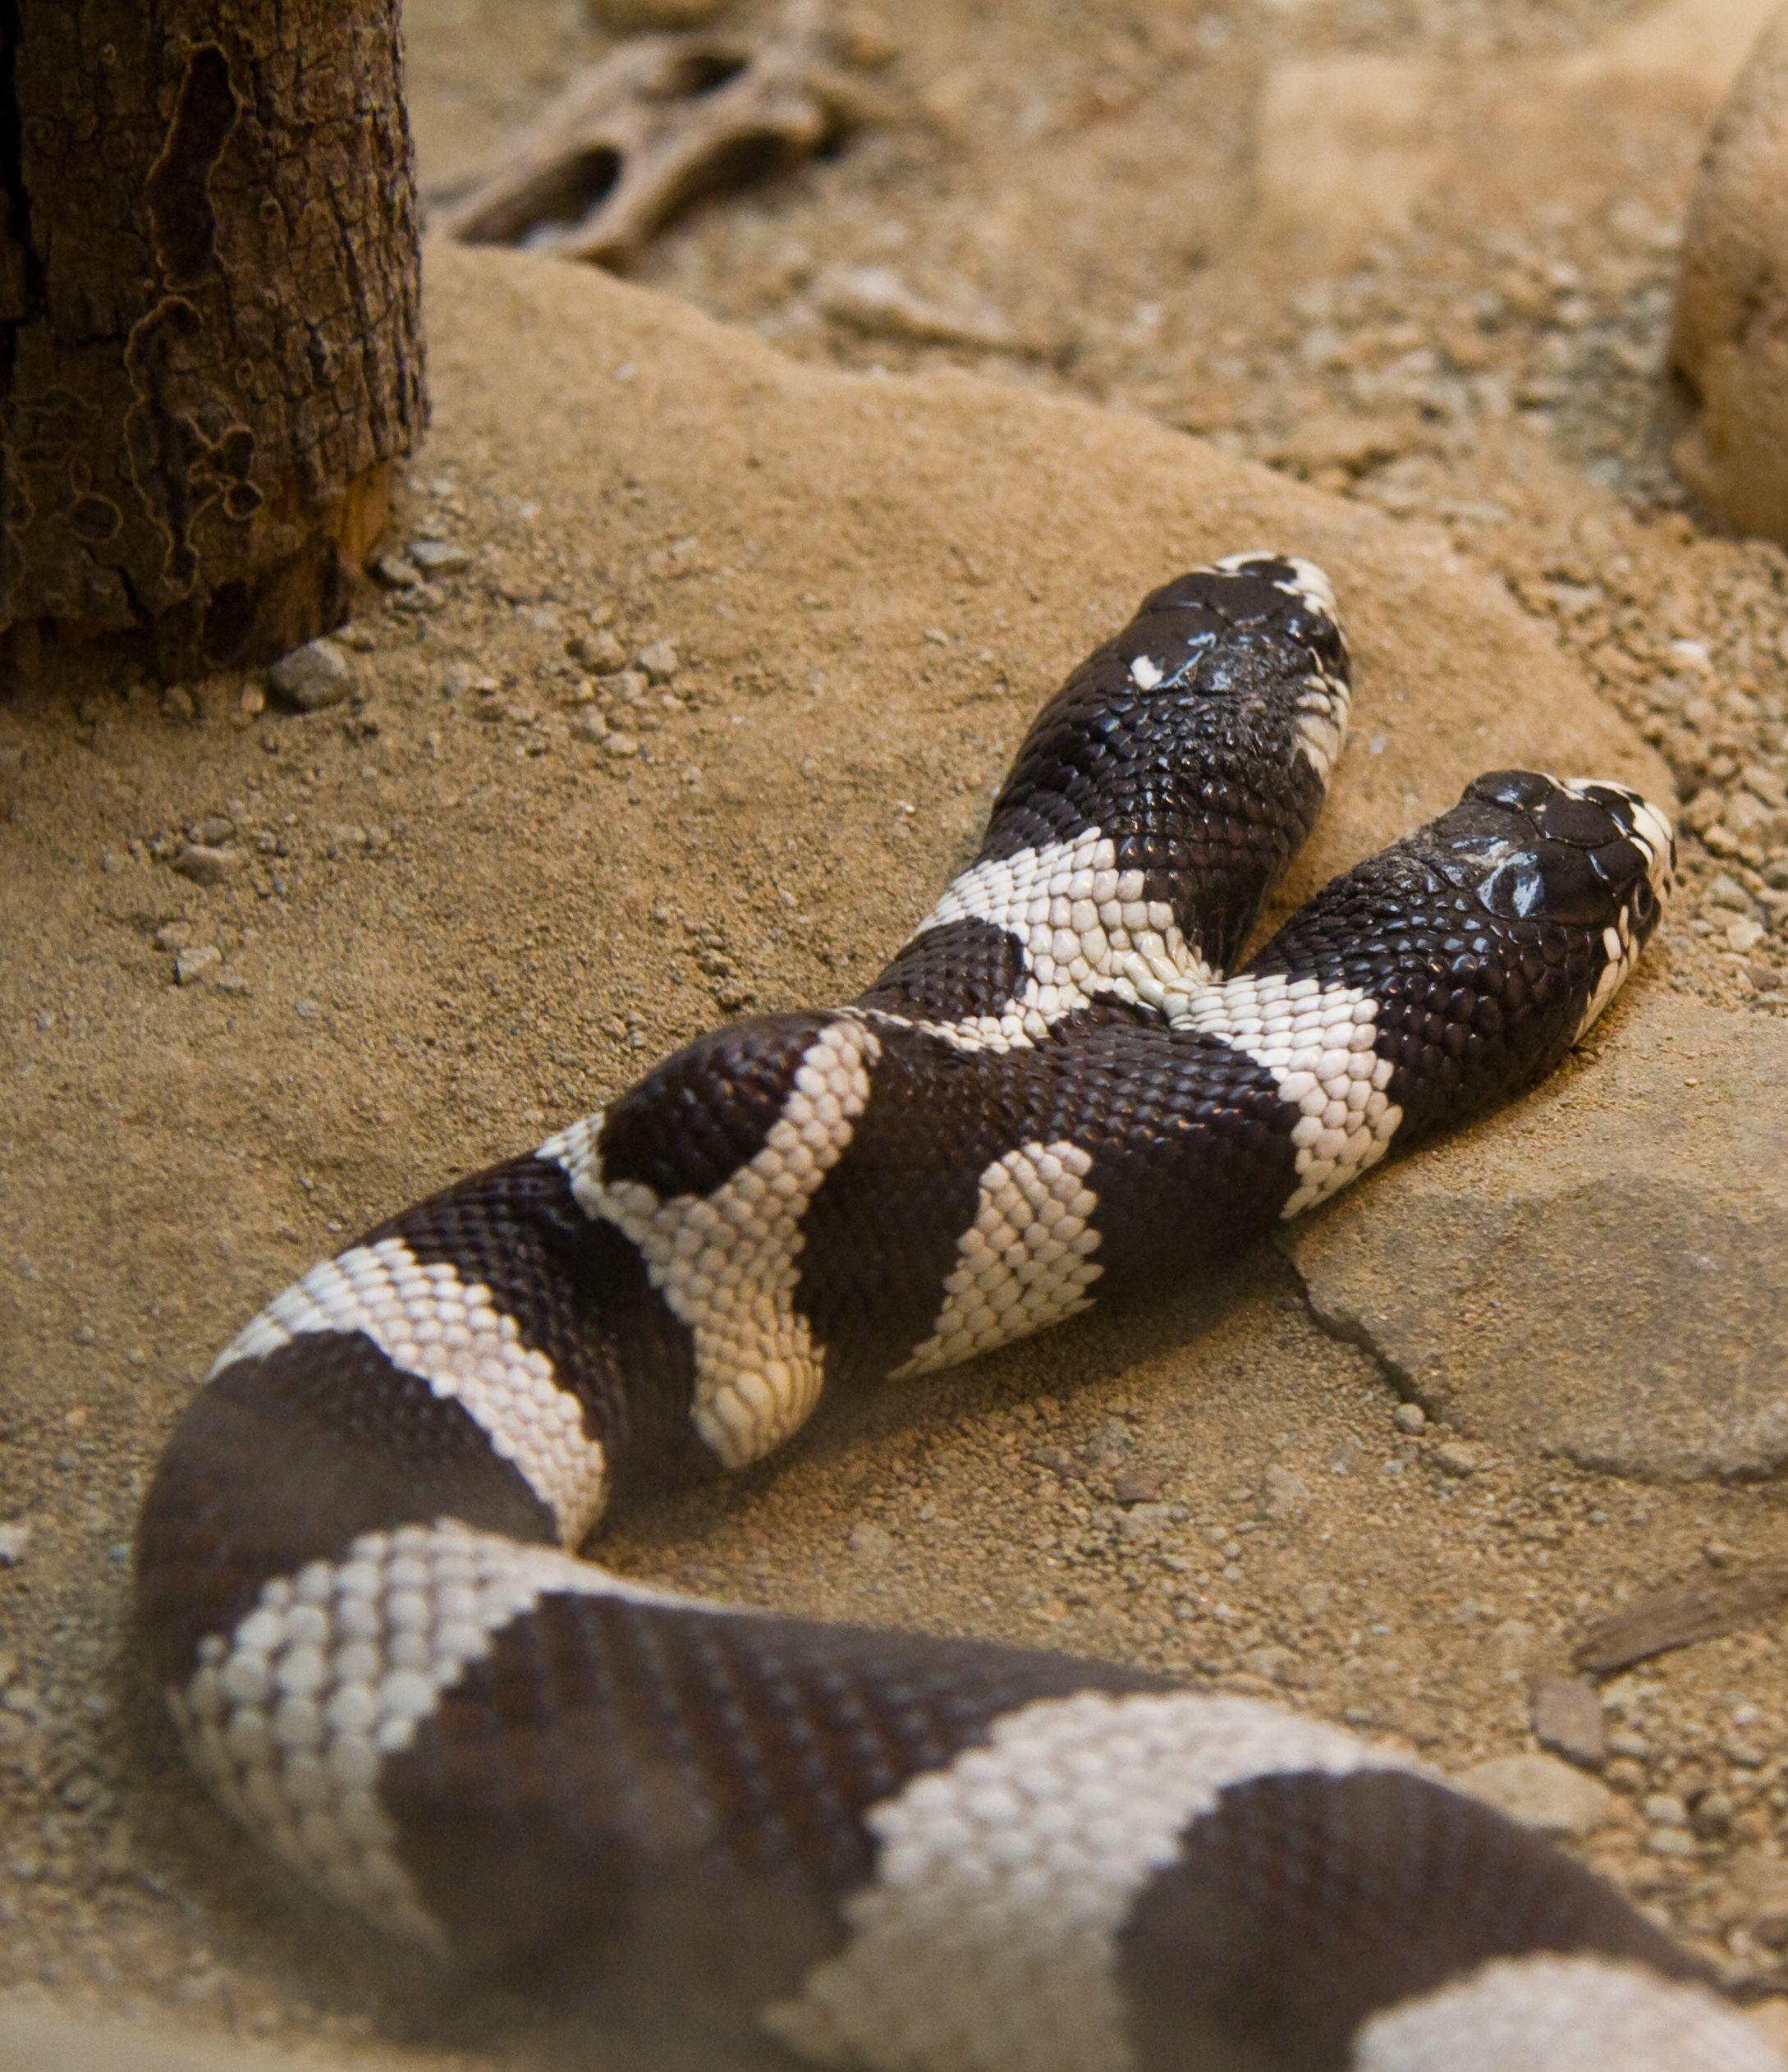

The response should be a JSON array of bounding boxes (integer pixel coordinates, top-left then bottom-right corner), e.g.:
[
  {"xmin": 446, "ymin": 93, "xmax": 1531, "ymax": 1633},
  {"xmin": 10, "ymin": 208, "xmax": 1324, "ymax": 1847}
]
[
  {"xmin": 1647, "ymin": 1827, "xmax": 1697, "ymax": 1858},
  {"xmin": 571, "ymin": 711, "xmax": 612, "ymax": 744},
  {"xmin": 1116, "ymin": 1502, "xmax": 1172, "ymax": 1539},
  {"xmin": 1112, "ymin": 1468, "xmax": 1162, "ymax": 1505},
  {"xmin": 1245, "ymin": 1643, "xmax": 1300, "ymax": 1685},
  {"xmin": 0, "ymin": 1522, "xmax": 30, "ymax": 1565},
  {"xmin": 171, "ymin": 843, "xmax": 242, "ymax": 887},
  {"xmin": 1529, "ymin": 1671, "xmax": 1607, "ymax": 1768},
  {"xmin": 1691, "ymin": 1788, "xmax": 1734, "ymax": 1838},
  {"xmin": 1433, "ymin": 1439, "xmax": 1488, "ymax": 1476},
  {"xmin": 571, "ymin": 627, "xmax": 628, "ymax": 673},
  {"xmin": 174, "ymin": 945, "xmax": 222, "ymax": 985},
  {"xmin": 408, "ymin": 539, "xmax": 470, "ymax": 574},
  {"xmin": 267, "ymin": 638, "xmax": 352, "ymax": 712},
  {"xmin": 605, "ymin": 732, "xmax": 641, "ymax": 759},
  {"xmin": 1393, "ymin": 1402, "xmax": 1427, "ymax": 1433},
  {"xmin": 1727, "ymin": 916, "xmax": 1766, "ymax": 954},
  {"xmin": 1456, "ymin": 1752, "xmax": 1615, "ymax": 1836},
  {"xmin": 848, "ymin": 1520, "xmax": 895, "ymax": 1558},
  {"xmin": 1736, "ymin": 1859, "xmax": 1788, "ymax": 1946},
  {"xmin": 638, "ymin": 639, "xmax": 680, "ymax": 683},
  {"xmin": 1258, "ymin": 1463, "xmax": 1309, "ymax": 1520}
]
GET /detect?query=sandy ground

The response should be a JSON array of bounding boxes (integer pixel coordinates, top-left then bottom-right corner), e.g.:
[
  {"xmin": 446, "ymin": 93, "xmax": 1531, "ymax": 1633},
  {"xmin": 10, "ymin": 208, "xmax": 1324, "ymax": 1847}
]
[{"xmin": 6, "ymin": 1, "xmax": 1788, "ymax": 2065}]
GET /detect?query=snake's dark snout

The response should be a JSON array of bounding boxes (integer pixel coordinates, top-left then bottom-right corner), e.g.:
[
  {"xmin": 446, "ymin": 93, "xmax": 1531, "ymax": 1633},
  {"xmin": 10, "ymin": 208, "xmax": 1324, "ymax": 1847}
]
[{"xmin": 1442, "ymin": 770, "xmax": 1675, "ymax": 939}]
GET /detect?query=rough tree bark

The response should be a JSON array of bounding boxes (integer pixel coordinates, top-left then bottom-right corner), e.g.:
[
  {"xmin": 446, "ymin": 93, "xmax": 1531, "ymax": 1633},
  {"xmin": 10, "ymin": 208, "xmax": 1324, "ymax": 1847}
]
[{"xmin": 0, "ymin": 2, "xmax": 425, "ymax": 685}]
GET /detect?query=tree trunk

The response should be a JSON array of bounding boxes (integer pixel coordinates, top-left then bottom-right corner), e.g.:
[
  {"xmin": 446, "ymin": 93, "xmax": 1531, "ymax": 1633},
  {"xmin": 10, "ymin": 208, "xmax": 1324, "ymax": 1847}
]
[{"xmin": 0, "ymin": 1, "xmax": 425, "ymax": 685}]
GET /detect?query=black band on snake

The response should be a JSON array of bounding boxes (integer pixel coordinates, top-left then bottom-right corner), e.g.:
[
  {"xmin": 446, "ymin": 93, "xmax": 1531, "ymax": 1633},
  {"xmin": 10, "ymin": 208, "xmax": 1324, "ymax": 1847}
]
[{"xmin": 140, "ymin": 557, "xmax": 1767, "ymax": 2070}]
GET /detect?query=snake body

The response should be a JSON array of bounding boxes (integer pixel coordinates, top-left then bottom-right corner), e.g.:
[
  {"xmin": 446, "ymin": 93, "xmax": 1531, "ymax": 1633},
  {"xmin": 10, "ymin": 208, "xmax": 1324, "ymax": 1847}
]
[{"xmin": 139, "ymin": 559, "xmax": 1772, "ymax": 2069}]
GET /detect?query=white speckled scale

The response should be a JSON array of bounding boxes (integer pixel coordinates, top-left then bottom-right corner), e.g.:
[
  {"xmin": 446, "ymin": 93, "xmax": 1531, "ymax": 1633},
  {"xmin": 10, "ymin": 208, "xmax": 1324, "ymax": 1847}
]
[
  {"xmin": 554, "ymin": 1017, "xmax": 882, "ymax": 1469},
  {"xmin": 901, "ymin": 831, "xmax": 1216, "ymax": 1051},
  {"xmin": 211, "ymin": 1239, "xmax": 610, "ymax": 1544},
  {"xmin": 175, "ymin": 1522, "xmax": 701, "ymax": 1946},
  {"xmin": 1171, "ymin": 974, "xmax": 1402, "ymax": 1216},
  {"xmin": 1350, "ymin": 1954, "xmax": 1781, "ymax": 2072},
  {"xmin": 892, "ymin": 1141, "xmax": 1103, "ymax": 1377},
  {"xmin": 765, "ymin": 1692, "xmax": 1378, "ymax": 2072}
]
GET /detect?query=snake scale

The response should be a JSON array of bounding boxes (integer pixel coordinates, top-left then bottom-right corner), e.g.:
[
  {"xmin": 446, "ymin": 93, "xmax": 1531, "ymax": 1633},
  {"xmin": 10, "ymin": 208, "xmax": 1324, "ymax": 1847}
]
[{"xmin": 137, "ymin": 557, "xmax": 1774, "ymax": 2070}]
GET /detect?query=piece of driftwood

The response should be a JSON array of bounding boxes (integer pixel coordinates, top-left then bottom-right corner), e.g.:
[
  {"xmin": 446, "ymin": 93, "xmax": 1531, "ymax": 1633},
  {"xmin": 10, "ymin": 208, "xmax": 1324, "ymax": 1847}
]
[
  {"xmin": 1574, "ymin": 1561, "xmax": 1788, "ymax": 1675},
  {"xmin": 432, "ymin": 2, "xmax": 882, "ymax": 267}
]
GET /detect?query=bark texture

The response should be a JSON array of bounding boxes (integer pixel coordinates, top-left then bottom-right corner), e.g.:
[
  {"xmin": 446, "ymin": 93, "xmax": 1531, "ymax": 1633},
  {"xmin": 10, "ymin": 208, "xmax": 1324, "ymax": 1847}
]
[{"xmin": 1, "ymin": 1, "xmax": 425, "ymax": 681}]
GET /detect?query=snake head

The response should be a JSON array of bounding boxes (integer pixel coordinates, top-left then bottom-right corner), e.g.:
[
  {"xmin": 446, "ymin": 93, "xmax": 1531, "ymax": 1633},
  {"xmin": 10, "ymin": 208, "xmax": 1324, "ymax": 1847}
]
[
  {"xmin": 1440, "ymin": 770, "xmax": 1676, "ymax": 1038},
  {"xmin": 1122, "ymin": 553, "xmax": 1350, "ymax": 747},
  {"xmin": 1251, "ymin": 768, "xmax": 1678, "ymax": 1151}
]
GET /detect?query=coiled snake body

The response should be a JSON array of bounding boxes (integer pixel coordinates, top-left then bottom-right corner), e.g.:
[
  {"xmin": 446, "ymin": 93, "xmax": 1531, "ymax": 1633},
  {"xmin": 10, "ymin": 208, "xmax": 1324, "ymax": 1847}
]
[{"xmin": 139, "ymin": 560, "xmax": 1769, "ymax": 2069}]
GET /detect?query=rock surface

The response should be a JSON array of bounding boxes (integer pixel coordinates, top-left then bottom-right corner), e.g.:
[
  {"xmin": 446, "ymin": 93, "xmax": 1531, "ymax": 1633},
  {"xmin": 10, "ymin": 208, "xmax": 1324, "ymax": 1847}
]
[
  {"xmin": 1530, "ymin": 1672, "xmax": 1609, "ymax": 1769},
  {"xmin": 0, "ymin": 2004, "xmax": 332, "ymax": 2072},
  {"xmin": 421, "ymin": 242, "xmax": 1667, "ymax": 919},
  {"xmin": 1254, "ymin": 53, "xmax": 1446, "ymax": 266},
  {"xmin": 1562, "ymin": 0, "xmax": 1782, "ymax": 94},
  {"xmin": 1288, "ymin": 988, "xmax": 1788, "ymax": 1480},
  {"xmin": 1672, "ymin": 2, "xmax": 1788, "ymax": 542},
  {"xmin": 1456, "ymin": 1751, "xmax": 1617, "ymax": 1837}
]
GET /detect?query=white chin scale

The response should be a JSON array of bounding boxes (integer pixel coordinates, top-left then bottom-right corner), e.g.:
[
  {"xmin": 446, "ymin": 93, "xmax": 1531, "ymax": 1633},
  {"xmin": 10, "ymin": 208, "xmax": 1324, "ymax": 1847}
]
[{"xmin": 1558, "ymin": 777, "xmax": 1676, "ymax": 1042}]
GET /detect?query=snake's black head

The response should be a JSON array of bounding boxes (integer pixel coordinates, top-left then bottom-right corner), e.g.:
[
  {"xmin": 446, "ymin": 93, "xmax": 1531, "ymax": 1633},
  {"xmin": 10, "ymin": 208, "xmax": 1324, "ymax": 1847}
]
[
  {"xmin": 1253, "ymin": 768, "xmax": 1676, "ymax": 1150},
  {"xmin": 1114, "ymin": 552, "xmax": 1351, "ymax": 773},
  {"xmin": 1124, "ymin": 553, "xmax": 1351, "ymax": 766},
  {"xmin": 1438, "ymin": 770, "xmax": 1675, "ymax": 1038}
]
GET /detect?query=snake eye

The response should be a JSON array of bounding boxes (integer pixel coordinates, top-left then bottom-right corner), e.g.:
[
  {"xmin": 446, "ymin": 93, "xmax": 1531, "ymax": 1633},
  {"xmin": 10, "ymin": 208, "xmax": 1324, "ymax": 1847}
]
[{"xmin": 1286, "ymin": 607, "xmax": 1346, "ymax": 670}]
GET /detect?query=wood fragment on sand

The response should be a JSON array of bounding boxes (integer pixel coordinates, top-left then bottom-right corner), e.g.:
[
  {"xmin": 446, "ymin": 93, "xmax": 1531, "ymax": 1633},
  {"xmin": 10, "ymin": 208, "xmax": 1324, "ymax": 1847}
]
[{"xmin": 1574, "ymin": 1561, "xmax": 1788, "ymax": 1674}]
